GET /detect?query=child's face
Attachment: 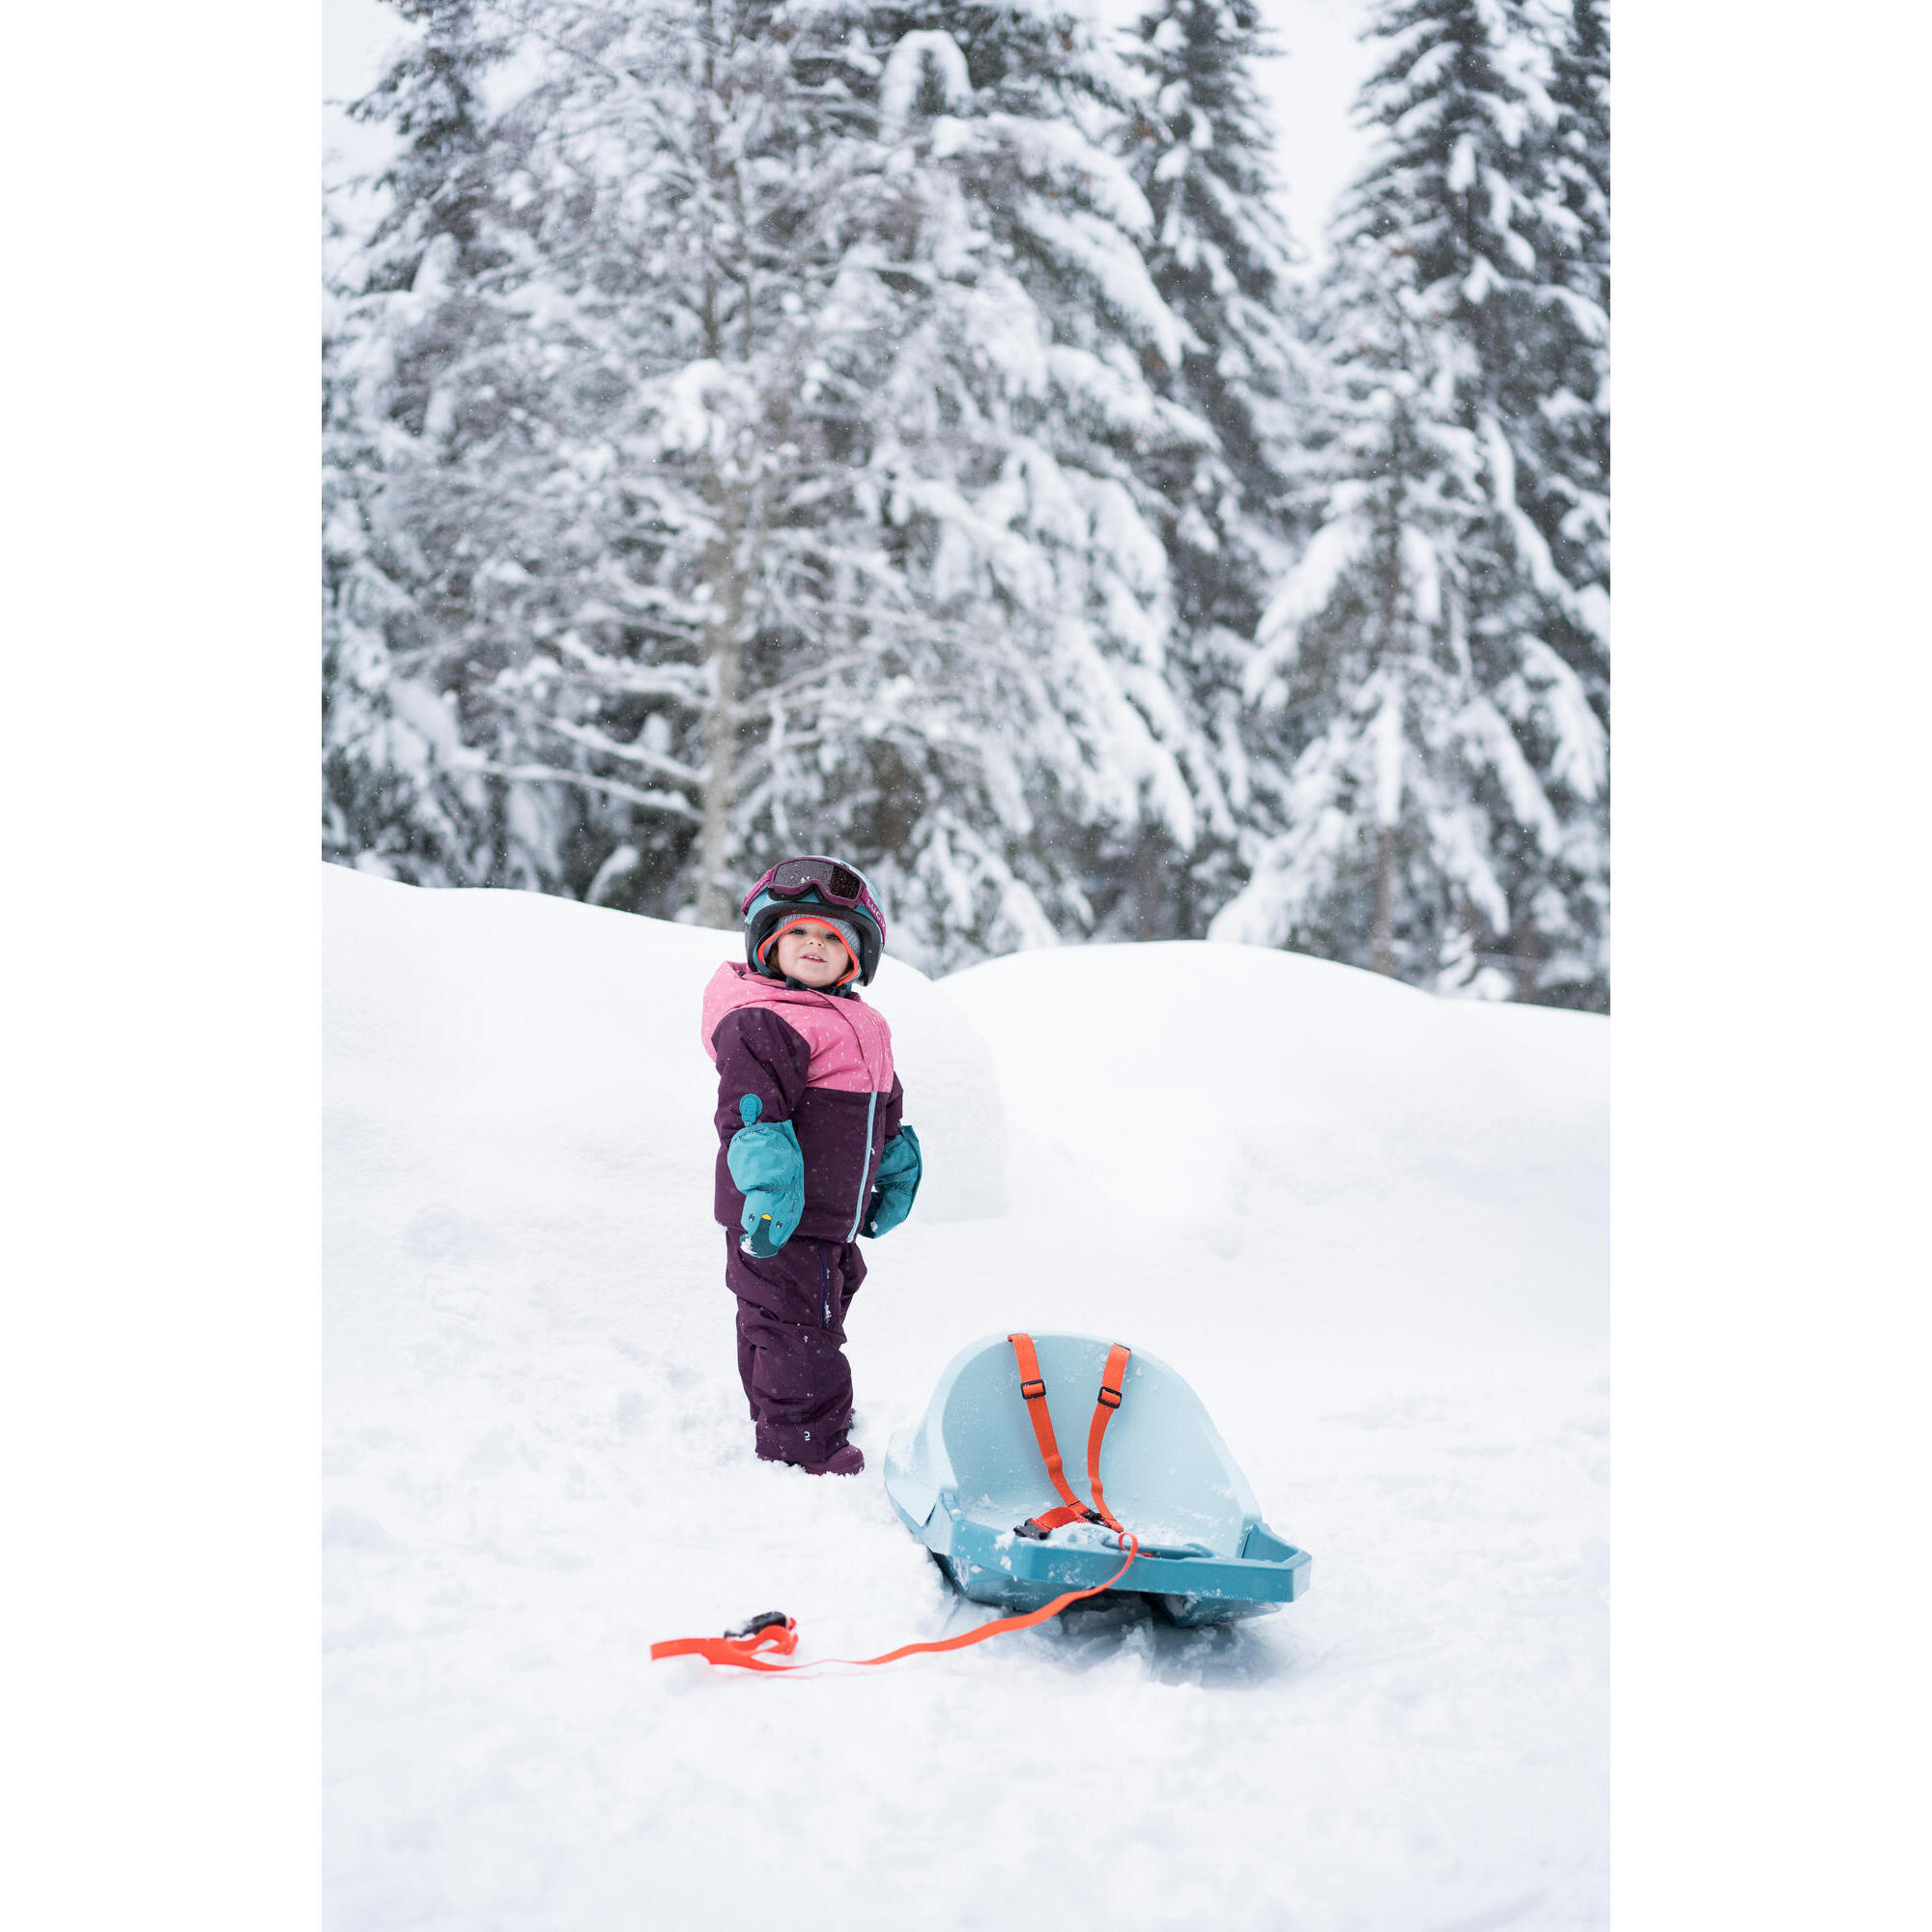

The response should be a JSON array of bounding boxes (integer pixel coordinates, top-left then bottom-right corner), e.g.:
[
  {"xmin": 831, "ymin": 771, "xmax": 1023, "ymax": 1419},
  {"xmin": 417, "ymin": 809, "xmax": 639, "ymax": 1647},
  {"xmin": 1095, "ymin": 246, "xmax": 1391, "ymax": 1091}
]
[{"xmin": 773, "ymin": 920, "xmax": 851, "ymax": 989}]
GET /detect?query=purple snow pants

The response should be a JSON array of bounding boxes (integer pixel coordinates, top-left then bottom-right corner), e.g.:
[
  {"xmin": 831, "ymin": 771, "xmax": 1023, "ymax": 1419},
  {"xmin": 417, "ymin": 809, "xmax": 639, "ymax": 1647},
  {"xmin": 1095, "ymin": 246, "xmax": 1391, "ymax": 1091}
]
[{"xmin": 723, "ymin": 1228, "xmax": 867, "ymax": 1463}]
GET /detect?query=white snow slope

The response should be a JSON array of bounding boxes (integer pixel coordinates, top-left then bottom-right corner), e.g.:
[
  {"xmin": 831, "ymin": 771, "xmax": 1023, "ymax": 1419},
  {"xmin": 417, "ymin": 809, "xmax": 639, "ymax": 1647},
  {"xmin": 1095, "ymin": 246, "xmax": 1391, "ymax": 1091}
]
[{"xmin": 323, "ymin": 866, "xmax": 1608, "ymax": 1932}]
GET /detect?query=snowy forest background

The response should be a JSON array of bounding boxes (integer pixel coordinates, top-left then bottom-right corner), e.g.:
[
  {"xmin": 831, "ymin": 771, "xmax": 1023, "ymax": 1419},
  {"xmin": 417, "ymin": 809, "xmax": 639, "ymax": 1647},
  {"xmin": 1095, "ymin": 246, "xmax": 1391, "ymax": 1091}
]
[{"xmin": 322, "ymin": 0, "xmax": 1608, "ymax": 1009}]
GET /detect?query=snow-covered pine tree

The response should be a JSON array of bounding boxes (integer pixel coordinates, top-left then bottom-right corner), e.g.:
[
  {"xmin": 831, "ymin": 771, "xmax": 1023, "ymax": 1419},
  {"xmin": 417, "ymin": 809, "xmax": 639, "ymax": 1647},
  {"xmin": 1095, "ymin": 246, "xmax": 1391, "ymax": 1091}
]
[
  {"xmin": 1112, "ymin": 0, "xmax": 1308, "ymax": 940},
  {"xmin": 322, "ymin": 298, "xmax": 493, "ymax": 888},
  {"xmin": 1524, "ymin": 0, "xmax": 1609, "ymax": 716},
  {"xmin": 1208, "ymin": 263, "xmax": 1532, "ymax": 991},
  {"xmin": 801, "ymin": 0, "xmax": 1225, "ymax": 965},
  {"xmin": 1480, "ymin": 0, "xmax": 1610, "ymax": 1000},
  {"xmin": 327, "ymin": 0, "xmax": 1238, "ymax": 970},
  {"xmin": 323, "ymin": 9, "xmax": 559, "ymax": 892},
  {"xmin": 333, "ymin": 0, "xmax": 904, "ymax": 920},
  {"xmin": 1211, "ymin": 0, "xmax": 1607, "ymax": 1007},
  {"xmin": 323, "ymin": 1, "xmax": 674, "ymax": 904}
]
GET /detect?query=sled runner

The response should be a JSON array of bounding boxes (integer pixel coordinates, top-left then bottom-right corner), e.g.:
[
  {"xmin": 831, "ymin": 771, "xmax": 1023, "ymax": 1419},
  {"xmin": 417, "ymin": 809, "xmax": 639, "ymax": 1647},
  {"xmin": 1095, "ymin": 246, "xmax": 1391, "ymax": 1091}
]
[{"xmin": 883, "ymin": 1331, "xmax": 1311, "ymax": 1628}]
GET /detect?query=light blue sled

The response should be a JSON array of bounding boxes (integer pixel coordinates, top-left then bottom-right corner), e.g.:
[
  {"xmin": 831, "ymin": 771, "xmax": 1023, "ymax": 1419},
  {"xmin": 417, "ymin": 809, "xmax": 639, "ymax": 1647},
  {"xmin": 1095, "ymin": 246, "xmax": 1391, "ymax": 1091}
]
[{"xmin": 883, "ymin": 1332, "xmax": 1312, "ymax": 1629}]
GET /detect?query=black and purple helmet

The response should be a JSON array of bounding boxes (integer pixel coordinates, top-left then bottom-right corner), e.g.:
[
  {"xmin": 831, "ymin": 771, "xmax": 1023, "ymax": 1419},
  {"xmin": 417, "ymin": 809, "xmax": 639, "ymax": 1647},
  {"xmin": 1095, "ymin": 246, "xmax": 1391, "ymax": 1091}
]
[{"xmin": 740, "ymin": 854, "xmax": 888, "ymax": 986}]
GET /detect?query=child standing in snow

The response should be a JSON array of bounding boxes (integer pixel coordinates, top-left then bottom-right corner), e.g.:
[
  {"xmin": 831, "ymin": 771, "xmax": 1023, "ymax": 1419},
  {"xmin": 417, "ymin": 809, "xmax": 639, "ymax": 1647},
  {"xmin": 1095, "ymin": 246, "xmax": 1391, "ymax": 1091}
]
[{"xmin": 699, "ymin": 856, "xmax": 922, "ymax": 1475}]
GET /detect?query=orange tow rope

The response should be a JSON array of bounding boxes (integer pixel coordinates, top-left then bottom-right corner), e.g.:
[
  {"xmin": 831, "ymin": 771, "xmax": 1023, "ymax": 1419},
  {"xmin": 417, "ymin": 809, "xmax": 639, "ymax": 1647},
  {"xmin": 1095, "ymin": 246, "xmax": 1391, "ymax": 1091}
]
[
  {"xmin": 647, "ymin": 1537, "xmax": 1141, "ymax": 1673},
  {"xmin": 650, "ymin": 1335, "xmax": 1139, "ymax": 1674}
]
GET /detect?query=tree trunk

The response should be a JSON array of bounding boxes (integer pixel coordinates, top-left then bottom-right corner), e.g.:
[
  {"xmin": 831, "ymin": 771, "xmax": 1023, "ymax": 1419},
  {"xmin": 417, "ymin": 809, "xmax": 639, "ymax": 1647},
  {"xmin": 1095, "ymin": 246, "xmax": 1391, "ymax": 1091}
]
[
  {"xmin": 693, "ymin": 470, "xmax": 748, "ymax": 929},
  {"xmin": 1370, "ymin": 369, "xmax": 1405, "ymax": 980},
  {"xmin": 691, "ymin": 7, "xmax": 752, "ymax": 931},
  {"xmin": 1134, "ymin": 826, "xmax": 1165, "ymax": 940},
  {"xmin": 1370, "ymin": 826, "xmax": 1396, "ymax": 976},
  {"xmin": 1511, "ymin": 913, "xmax": 1541, "ymax": 1005}
]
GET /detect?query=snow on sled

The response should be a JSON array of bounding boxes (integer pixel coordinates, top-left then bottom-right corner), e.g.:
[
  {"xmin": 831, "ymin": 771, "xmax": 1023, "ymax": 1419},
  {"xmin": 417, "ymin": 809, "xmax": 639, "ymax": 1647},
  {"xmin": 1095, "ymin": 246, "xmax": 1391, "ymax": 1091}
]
[{"xmin": 883, "ymin": 1331, "xmax": 1311, "ymax": 1629}]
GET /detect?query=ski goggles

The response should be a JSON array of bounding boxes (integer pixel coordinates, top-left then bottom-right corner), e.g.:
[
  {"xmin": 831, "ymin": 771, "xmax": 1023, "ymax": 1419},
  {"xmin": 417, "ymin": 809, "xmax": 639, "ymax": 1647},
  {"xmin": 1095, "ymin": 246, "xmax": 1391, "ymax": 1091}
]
[{"xmin": 741, "ymin": 856, "xmax": 885, "ymax": 931}]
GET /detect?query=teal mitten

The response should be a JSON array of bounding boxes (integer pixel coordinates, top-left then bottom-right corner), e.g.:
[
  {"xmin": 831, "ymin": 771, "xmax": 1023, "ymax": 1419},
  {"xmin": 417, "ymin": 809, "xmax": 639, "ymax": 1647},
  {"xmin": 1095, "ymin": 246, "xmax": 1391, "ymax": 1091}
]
[
  {"xmin": 863, "ymin": 1125, "xmax": 923, "ymax": 1238},
  {"xmin": 727, "ymin": 1094, "xmax": 805, "ymax": 1257}
]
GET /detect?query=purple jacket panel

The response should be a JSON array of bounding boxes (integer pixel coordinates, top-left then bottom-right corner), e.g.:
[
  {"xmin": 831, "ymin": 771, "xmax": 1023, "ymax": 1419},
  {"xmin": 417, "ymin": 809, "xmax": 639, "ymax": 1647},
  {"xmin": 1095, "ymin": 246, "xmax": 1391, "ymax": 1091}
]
[{"xmin": 710, "ymin": 1005, "xmax": 905, "ymax": 1242}]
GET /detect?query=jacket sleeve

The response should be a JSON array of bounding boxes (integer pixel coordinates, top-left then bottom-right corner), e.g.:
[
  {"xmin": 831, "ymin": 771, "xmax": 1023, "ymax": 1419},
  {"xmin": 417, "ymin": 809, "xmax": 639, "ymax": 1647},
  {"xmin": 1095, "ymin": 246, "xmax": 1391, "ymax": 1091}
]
[
  {"xmin": 712, "ymin": 1008, "xmax": 813, "ymax": 1251},
  {"xmin": 711, "ymin": 1006, "xmax": 812, "ymax": 1133}
]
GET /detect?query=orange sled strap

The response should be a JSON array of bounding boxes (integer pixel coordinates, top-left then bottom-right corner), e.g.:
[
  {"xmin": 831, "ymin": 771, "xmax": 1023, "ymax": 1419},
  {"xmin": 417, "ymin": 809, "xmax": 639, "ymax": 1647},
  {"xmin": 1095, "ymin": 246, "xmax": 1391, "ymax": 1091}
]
[
  {"xmin": 1009, "ymin": 1330, "xmax": 1096, "ymax": 1532},
  {"xmin": 649, "ymin": 1336, "xmax": 1139, "ymax": 1675},
  {"xmin": 1082, "ymin": 1340, "xmax": 1132, "ymax": 1535},
  {"xmin": 1009, "ymin": 1333, "xmax": 1131, "ymax": 1538}
]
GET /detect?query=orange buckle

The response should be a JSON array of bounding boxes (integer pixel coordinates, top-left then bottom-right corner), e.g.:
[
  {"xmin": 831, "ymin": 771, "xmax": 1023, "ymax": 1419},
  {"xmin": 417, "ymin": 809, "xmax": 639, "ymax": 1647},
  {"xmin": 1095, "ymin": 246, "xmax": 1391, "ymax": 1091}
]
[
  {"xmin": 1020, "ymin": 1379, "xmax": 1047, "ymax": 1400},
  {"xmin": 1096, "ymin": 1385, "xmax": 1122, "ymax": 1408}
]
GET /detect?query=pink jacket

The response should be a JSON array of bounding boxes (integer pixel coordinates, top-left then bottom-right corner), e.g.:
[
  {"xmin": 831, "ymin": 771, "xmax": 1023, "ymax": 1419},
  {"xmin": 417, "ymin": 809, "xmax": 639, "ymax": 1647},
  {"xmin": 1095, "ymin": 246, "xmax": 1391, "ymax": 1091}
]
[
  {"xmin": 700, "ymin": 962, "xmax": 895, "ymax": 1092},
  {"xmin": 700, "ymin": 962, "xmax": 902, "ymax": 1242}
]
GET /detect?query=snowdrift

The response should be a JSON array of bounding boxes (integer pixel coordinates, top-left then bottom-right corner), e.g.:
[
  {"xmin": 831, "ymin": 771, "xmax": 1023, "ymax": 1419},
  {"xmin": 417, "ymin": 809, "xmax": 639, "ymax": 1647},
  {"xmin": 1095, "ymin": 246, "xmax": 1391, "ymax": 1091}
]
[
  {"xmin": 324, "ymin": 865, "xmax": 1609, "ymax": 1932},
  {"xmin": 940, "ymin": 935, "xmax": 1606, "ymax": 1369}
]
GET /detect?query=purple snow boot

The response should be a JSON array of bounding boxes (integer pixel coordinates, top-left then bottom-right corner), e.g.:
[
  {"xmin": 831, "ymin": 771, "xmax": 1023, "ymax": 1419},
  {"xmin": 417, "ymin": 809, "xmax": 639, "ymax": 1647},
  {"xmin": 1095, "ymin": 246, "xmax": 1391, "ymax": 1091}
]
[{"xmin": 761, "ymin": 1441, "xmax": 865, "ymax": 1476}]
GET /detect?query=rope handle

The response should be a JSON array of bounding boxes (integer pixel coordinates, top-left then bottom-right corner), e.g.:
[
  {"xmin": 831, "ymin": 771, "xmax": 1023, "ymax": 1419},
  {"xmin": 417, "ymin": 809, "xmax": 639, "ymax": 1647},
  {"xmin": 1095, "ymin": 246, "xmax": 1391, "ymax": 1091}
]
[
  {"xmin": 649, "ymin": 1611, "xmax": 799, "ymax": 1667},
  {"xmin": 650, "ymin": 1537, "xmax": 1140, "ymax": 1674}
]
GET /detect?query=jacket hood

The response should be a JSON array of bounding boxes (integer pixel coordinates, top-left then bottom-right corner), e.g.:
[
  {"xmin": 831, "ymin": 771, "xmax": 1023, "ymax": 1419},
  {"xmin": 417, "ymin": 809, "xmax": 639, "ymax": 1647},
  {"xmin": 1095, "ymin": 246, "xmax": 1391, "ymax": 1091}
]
[
  {"xmin": 701, "ymin": 960, "xmax": 869, "ymax": 1056},
  {"xmin": 700, "ymin": 961, "xmax": 892, "ymax": 1094}
]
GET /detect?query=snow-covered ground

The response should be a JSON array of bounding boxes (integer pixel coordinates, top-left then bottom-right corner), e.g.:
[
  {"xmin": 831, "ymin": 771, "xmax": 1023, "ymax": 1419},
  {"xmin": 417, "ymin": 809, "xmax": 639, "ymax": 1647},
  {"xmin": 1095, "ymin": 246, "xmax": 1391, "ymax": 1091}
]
[{"xmin": 323, "ymin": 866, "xmax": 1608, "ymax": 1931}]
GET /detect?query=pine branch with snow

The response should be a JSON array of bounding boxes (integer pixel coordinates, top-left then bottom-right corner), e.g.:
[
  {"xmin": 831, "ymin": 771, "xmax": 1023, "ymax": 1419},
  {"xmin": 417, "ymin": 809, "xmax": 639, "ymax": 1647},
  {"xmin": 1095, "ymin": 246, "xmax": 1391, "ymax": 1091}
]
[{"xmin": 1217, "ymin": 0, "xmax": 1607, "ymax": 1009}]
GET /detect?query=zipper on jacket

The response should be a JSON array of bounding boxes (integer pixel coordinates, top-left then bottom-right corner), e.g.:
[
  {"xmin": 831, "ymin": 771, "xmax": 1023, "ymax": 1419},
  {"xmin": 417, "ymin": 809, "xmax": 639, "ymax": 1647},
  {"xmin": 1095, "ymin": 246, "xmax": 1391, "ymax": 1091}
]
[
  {"xmin": 809, "ymin": 989, "xmax": 886, "ymax": 1244},
  {"xmin": 846, "ymin": 1089, "xmax": 878, "ymax": 1242}
]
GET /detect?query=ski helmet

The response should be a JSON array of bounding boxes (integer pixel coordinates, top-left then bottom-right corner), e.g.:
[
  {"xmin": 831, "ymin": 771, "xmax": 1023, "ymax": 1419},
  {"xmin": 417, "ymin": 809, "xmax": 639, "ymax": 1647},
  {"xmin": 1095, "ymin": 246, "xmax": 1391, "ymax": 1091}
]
[{"xmin": 740, "ymin": 854, "xmax": 887, "ymax": 986}]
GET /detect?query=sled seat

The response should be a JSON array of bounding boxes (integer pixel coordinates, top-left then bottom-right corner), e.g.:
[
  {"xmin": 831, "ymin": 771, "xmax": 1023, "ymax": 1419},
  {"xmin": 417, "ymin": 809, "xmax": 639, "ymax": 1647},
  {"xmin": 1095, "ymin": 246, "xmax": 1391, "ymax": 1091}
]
[{"xmin": 883, "ymin": 1332, "xmax": 1311, "ymax": 1627}]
